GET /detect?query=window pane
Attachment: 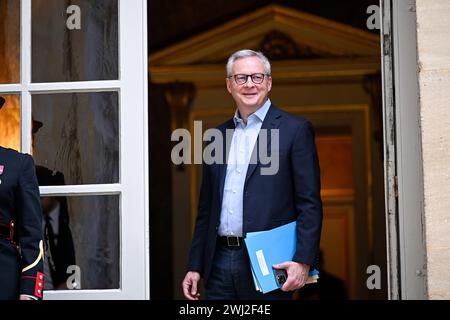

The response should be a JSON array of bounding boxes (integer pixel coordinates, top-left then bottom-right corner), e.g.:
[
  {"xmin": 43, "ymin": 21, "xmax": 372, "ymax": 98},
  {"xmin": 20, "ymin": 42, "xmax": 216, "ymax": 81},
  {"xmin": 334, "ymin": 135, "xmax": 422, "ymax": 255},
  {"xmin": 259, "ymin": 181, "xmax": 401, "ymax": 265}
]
[
  {"xmin": 37, "ymin": 192, "xmax": 120, "ymax": 290},
  {"xmin": 32, "ymin": 0, "xmax": 118, "ymax": 82},
  {"xmin": 0, "ymin": 94, "xmax": 21, "ymax": 151},
  {"xmin": 0, "ymin": 0, "xmax": 20, "ymax": 84},
  {"xmin": 32, "ymin": 92, "xmax": 119, "ymax": 185}
]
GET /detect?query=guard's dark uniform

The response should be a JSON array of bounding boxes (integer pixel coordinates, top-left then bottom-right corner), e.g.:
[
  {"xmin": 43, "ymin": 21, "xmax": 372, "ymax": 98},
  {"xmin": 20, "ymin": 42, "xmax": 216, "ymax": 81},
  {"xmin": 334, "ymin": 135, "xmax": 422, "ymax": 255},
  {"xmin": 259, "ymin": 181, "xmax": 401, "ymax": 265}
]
[{"xmin": 0, "ymin": 146, "xmax": 44, "ymax": 300}]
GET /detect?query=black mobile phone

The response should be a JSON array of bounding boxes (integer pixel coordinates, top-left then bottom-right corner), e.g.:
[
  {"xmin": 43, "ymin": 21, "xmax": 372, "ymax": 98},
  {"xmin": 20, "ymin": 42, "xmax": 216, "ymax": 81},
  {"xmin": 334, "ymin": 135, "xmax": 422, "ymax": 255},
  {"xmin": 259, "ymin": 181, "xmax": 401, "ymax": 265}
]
[{"xmin": 274, "ymin": 269, "xmax": 287, "ymax": 287}]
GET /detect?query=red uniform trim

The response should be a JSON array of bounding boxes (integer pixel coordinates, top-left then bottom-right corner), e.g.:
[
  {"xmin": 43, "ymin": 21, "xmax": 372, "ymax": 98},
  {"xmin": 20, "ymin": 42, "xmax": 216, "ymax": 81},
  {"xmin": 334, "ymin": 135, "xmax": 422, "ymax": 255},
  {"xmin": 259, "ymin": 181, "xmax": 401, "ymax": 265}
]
[{"xmin": 34, "ymin": 272, "xmax": 44, "ymax": 298}]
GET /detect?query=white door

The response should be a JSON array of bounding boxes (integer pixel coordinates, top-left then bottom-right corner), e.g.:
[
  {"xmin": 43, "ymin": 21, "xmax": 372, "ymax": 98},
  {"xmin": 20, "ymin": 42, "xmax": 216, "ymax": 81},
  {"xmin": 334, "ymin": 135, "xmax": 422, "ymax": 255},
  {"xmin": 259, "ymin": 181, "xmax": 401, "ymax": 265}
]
[{"xmin": 0, "ymin": 0, "xmax": 148, "ymax": 299}]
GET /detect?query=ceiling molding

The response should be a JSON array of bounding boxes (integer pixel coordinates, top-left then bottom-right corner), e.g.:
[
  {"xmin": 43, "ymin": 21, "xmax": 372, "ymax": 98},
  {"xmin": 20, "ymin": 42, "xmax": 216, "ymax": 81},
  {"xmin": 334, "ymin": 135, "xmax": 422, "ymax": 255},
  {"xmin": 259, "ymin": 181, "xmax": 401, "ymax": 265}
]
[
  {"xmin": 149, "ymin": 4, "xmax": 380, "ymax": 67},
  {"xmin": 150, "ymin": 57, "xmax": 380, "ymax": 85}
]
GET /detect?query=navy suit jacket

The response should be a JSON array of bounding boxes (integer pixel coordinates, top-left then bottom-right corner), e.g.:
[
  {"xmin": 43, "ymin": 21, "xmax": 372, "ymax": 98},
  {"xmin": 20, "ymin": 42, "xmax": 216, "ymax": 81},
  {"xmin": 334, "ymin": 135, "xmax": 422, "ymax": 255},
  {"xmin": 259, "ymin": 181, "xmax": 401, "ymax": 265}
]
[{"xmin": 187, "ymin": 104, "xmax": 323, "ymax": 285}]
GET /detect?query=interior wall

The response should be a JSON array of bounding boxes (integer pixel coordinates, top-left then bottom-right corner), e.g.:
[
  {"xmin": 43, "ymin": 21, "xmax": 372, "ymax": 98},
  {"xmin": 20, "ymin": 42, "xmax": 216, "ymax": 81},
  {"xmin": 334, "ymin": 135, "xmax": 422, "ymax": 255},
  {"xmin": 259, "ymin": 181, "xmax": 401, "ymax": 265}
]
[
  {"xmin": 0, "ymin": 1, "xmax": 21, "ymax": 150},
  {"xmin": 149, "ymin": 83, "xmax": 174, "ymax": 299},
  {"xmin": 416, "ymin": 0, "xmax": 450, "ymax": 299}
]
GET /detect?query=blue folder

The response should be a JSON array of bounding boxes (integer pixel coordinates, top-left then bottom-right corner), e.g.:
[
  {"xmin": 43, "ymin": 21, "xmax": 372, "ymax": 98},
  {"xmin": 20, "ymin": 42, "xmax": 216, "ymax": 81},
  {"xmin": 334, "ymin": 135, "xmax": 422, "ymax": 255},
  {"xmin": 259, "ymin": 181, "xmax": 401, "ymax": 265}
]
[{"xmin": 244, "ymin": 221, "xmax": 319, "ymax": 294}]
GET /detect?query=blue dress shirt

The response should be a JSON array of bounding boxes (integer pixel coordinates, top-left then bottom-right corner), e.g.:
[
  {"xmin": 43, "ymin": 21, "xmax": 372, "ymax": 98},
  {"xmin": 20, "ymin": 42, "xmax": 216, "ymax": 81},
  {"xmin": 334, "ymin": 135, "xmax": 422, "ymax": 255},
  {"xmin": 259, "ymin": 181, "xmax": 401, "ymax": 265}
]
[{"xmin": 218, "ymin": 99, "xmax": 271, "ymax": 237}]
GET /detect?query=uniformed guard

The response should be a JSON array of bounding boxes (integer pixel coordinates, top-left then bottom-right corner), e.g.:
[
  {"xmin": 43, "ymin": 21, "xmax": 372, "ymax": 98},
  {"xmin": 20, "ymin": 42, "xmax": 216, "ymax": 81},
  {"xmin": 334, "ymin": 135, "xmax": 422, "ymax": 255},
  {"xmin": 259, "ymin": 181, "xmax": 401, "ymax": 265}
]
[{"xmin": 0, "ymin": 96, "xmax": 44, "ymax": 300}]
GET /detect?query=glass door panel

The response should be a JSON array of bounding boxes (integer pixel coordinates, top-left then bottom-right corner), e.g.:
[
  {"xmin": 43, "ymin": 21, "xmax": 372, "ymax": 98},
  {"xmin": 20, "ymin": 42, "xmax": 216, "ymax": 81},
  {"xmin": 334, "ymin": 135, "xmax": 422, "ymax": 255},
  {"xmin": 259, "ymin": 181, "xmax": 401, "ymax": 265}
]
[
  {"xmin": 39, "ymin": 193, "xmax": 120, "ymax": 290},
  {"xmin": 0, "ymin": 0, "xmax": 20, "ymax": 84},
  {"xmin": 0, "ymin": 95, "xmax": 21, "ymax": 150},
  {"xmin": 32, "ymin": 92, "xmax": 119, "ymax": 184},
  {"xmin": 32, "ymin": 0, "xmax": 119, "ymax": 82}
]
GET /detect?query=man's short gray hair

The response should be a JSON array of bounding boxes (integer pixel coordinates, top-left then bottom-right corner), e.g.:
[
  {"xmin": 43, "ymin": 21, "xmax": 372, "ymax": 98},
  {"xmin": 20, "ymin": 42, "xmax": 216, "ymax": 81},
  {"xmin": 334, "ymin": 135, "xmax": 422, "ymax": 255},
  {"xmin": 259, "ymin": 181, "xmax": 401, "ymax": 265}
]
[{"xmin": 226, "ymin": 49, "xmax": 271, "ymax": 76}]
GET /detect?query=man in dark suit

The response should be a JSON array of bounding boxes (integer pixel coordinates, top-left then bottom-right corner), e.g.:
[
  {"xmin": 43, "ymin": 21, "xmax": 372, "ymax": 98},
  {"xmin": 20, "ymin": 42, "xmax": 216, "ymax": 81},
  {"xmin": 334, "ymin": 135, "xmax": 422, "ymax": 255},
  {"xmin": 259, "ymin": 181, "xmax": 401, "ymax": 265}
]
[
  {"xmin": 182, "ymin": 50, "xmax": 323, "ymax": 300},
  {"xmin": 31, "ymin": 112, "xmax": 76, "ymax": 290},
  {"xmin": 36, "ymin": 165, "xmax": 76, "ymax": 290},
  {"xmin": 0, "ymin": 97, "xmax": 45, "ymax": 300}
]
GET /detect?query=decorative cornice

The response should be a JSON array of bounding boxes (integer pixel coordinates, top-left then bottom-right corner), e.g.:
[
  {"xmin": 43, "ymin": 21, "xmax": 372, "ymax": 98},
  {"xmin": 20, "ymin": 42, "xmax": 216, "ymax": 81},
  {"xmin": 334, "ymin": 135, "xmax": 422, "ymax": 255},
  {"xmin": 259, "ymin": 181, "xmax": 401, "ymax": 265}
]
[
  {"xmin": 150, "ymin": 57, "xmax": 380, "ymax": 85},
  {"xmin": 260, "ymin": 30, "xmax": 326, "ymax": 60},
  {"xmin": 149, "ymin": 4, "xmax": 380, "ymax": 67}
]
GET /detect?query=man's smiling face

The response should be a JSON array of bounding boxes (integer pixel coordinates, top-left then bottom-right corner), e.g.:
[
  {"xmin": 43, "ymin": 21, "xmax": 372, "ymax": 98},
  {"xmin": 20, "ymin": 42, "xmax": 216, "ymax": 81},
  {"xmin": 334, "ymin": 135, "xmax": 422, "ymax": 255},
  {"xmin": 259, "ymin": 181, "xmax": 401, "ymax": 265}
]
[{"xmin": 226, "ymin": 56, "xmax": 272, "ymax": 110}]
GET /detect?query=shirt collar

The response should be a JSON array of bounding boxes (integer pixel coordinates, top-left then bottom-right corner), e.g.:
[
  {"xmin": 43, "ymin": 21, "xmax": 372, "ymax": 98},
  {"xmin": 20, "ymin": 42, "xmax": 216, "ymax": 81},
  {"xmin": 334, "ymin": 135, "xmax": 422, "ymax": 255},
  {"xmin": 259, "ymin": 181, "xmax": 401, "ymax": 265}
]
[{"xmin": 233, "ymin": 99, "xmax": 271, "ymax": 127}]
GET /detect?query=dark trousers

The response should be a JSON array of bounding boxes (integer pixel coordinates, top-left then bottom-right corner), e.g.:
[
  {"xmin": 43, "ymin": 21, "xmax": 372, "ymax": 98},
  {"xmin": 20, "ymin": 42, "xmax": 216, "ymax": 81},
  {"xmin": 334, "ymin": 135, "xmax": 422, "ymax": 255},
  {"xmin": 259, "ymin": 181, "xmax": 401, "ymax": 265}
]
[{"xmin": 205, "ymin": 241, "xmax": 292, "ymax": 300}]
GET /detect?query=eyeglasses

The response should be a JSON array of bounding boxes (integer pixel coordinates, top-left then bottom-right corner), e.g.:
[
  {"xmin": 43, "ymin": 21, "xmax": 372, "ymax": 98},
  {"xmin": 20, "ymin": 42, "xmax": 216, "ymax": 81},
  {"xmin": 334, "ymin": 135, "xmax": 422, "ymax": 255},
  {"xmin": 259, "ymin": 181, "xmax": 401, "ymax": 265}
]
[{"xmin": 229, "ymin": 73, "xmax": 270, "ymax": 85}]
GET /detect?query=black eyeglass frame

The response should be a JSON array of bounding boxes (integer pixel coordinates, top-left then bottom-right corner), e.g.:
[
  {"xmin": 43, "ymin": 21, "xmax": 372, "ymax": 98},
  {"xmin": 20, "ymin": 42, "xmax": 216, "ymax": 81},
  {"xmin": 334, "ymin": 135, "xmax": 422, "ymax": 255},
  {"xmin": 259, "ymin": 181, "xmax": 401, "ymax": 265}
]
[{"xmin": 228, "ymin": 73, "xmax": 271, "ymax": 85}]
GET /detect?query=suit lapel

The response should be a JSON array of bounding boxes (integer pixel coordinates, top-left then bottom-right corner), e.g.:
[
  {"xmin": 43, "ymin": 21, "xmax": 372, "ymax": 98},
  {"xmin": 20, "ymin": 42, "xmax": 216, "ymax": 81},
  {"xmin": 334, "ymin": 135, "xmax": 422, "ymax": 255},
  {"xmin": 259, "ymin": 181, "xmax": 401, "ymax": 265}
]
[
  {"xmin": 244, "ymin": 105, "xmax": 282, "ymax": 185},
  {"xmin": 218, "ymin": 119, "xmax": 235, "ymax": 202}
]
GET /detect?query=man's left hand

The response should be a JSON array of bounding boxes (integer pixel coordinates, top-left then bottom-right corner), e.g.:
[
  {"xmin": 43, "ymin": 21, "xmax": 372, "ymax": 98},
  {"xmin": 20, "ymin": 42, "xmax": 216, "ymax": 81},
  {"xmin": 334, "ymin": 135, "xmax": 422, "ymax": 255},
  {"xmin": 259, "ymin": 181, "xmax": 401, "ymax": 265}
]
[{"xmin": 272, "ymin": 261, "xmax": 310, "ymax": 291}]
